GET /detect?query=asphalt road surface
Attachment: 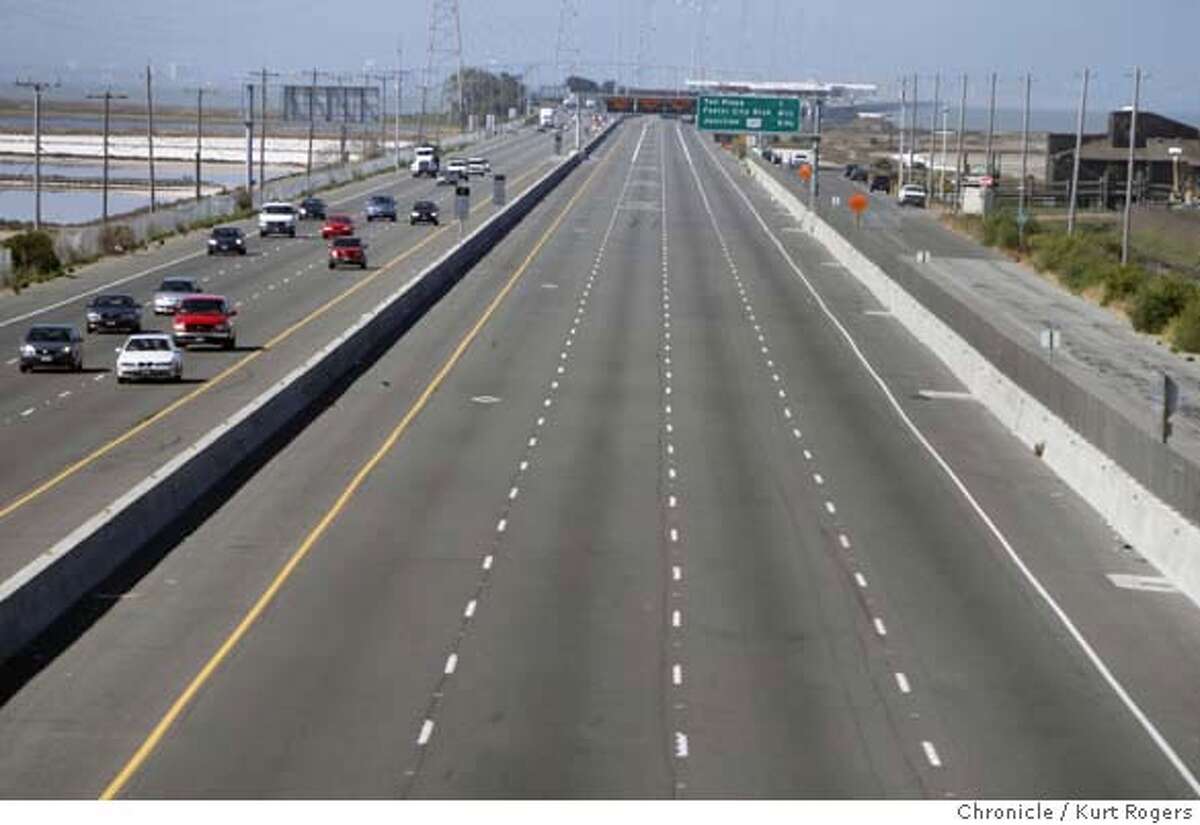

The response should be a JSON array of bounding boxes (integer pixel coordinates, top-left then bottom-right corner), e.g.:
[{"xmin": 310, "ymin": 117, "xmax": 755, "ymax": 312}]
[{"xmin": 3, "ymin": 117, "xmax": 1200, "ymax": 799}]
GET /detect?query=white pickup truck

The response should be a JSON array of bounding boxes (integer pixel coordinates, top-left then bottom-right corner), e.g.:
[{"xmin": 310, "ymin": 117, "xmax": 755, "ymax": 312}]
[
  {"xmin": 258, "ymin": 202, "xmax": 297, "ymax": 238},
  {"xmin": 410, "ymin": 145, "xmax": 440, "ymax": 178}
]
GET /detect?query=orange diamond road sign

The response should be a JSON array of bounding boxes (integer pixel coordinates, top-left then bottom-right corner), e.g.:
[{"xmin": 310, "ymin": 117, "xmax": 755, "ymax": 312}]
[
  {"xmin": 848, "ymin": 192, "xmax": 869, "ymax": 227},
  {"xmin": 797, "ymin": 163, "xmax": 812, "ymax": 182}
]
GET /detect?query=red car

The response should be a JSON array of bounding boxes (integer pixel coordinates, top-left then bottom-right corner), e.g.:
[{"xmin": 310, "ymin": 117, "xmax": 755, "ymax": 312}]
[
  {"xmin": 328, "ymin": 236, "xmax": 368, "ymax": 269},
  {"xmin": 172, "ymin": 293, "xmax": 237, "ymax": 350},
  {"xmin": 321, "ymin": 214, "xmax": 354, "ymax": 240}
]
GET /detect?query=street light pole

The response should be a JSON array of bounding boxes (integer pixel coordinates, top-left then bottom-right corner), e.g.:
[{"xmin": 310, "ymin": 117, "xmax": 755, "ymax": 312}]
[{"xmin": 1121, "ymin": 67, "xmax": 1142, "ymax": 265}]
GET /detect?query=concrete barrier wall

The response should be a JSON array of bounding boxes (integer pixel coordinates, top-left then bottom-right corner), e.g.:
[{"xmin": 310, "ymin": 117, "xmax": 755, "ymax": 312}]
[
  {"xmin": 744, "ymin": 159, "xmax": 1200, "ymax": 609},
  {"xmin": 0, "ymin": 119, "xmax": 620, "ymax": 663}
]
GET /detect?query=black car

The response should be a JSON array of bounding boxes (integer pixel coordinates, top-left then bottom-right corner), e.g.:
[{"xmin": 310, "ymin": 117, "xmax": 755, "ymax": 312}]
[
  {"xmin": 19, "ymin": 324, "xmax": 83, "ymax": 372},
  {"xmin": 207, "ymin": 226, "xmax": 246, "ymax": 255},
  {"xmin": 869, "ymin": 175, "xmax": 892, "ymax": 193},
  {"xmin": 85, "ymin": 293, "xmax": 142, "ymax": 333},
  {"xmin": 410, "ymin": 200, "xmax": 440, "ymax": 226},
  {"xmin": 850, "ymin": 166, "xmax": 870, "ymax": 182},
  {"xmin": 298, "ymin": 197, "xmax": 327, "ymax": 220}
]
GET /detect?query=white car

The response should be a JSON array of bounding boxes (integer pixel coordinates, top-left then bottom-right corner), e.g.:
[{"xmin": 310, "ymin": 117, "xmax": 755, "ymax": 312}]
[
  {"xmin": 258, "ymin": 202, "xmax": 297, "ymax": 237},
  {"xmin": 444, "ymin": 157, "xmax": 467, "ymax": 178},
  {"xmin": 897, "ymin": 184, "xmax": 928, "ymax": 208},
  {"xmin": 467, "ymin": 157, "xmax": 490, "ymax": 176},
  {"xmin": 115, "ymin": 333, "xmax": 183, "ymax": 383}
]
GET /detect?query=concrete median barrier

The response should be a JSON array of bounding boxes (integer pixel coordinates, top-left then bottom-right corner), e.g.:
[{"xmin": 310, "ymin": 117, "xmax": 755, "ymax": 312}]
[
  {"xmin": 743, "ymin": 156, "xmax": 1200, "ymax": 610},
  {"xmin": 0, "ymin": 118, "xmax": 621, "ymax": 664}
]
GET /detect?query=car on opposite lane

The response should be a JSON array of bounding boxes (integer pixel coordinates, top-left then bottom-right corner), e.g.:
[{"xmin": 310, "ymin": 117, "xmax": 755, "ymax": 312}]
[
  {"xmin": 85, "ymin": 293, "xmax": 142, "ymax": 334},
  {"xmin": 870, "ymin": 174, "xmax": 892, "ymax": 194},
  {"xmin": 365, "ymin": 195, "xmax": 398, "ymax": 223},
  {"xmin": 898, "ymin": 184, "xmax": 928, "ymax": 207},
  {"xmin": 115, "ymin": 333, "xmax": 183, "ymax": 383},
  {"xmin": 172, "ymin": 294, "xmax": 238, "ymax": 350},
  {"xmin": 328, "ymin": 237, "xmax": 368, "ymax": 269},
  {"xmin": 298, "ymin": 197, "xmax": 327, "ymax": 220},
  {"xmin": 410, "ymin": 200, "xmax": 439, "ymax": 226},
  {"xmin": 18, "ymin": 324, "xmax": 84, "ymax": 372},
  {"xmin": 152, "ymin": 277, "xmax": 200, "ymax": 315},
  {"xmin": 207, "ymin": 226, "xmax": 247, "ymax": 255},
  {"xmin": 321, "ymin": 214, "xmax": 355, "ymax": 240}
]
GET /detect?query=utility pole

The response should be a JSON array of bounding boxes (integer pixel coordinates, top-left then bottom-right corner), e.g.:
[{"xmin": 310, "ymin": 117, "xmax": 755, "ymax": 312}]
[
  {"xmin": 930, "ymin": 72, "xmax": 940, "ymax": 195},
  {"xmin": 1019, "ymin": 73, "xmax": 1032, "ymax": 249},
  {"xmin": 146, "ymin": 63, "xmax": 157, "ymax": 213},
  {"xmin": 985, "ymin": 72, "xmax": 997, "ymax": 177},
  {"xmin": 396, "ymin": 40, "xmax": 404, "ymax": 171},
  {"xmin": 86, "ymin": 88, "xmax": 127, "ymax": 225},
  {"xmin": 15, "ymin": 79, "xmax": 57, "ymax": 231},
  {"xmin": 1122, "ymin": 67, "xmax": 1142, "ymax": 265},
  {"xmin": 306, "ymin": 68, "xmax": 318, "ymax": 191},
  {"xmin": 1067, "ymin": 68, "xmax": 1090, "ymax": 236},
  {"xmin": 251, "ymin": 68, "xmax": 280, "ymax": 205},
  {"xmin": 910, "ymin": 73, "xmax": 919, "ymax": 183},
  {"xmin": 244, "ymin": 83, "xmax": 254, "ymax": 193},
  {"xmin": 939, "ymin": 105, "xmax": 949, "ymax": 201},
  {"xmin": 898, "ymin": 76, "xmax": 907, "ymax": 186},
  {"xmin": 194, "ymin": 87, "xmax": 205, "ymax": 201},
  {"xmin": 955, "ymin": 73, "xmax": 967, "ymax": 210}
]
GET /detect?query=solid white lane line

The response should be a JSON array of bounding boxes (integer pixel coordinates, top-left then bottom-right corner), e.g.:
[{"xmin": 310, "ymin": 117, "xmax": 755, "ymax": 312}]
[
  {"xmin": 895, "ymin": 672, "xmax": 911, "ymax": 694},
  {"xmin": 464, "ymin": 600, "xmax": 477, "ymax": 618},
  {"xmin": 444, "ymin": 654, "xmax": 458, "ymax": 675},
  {"xmin": 873, "ymin": 617, "xmax": 888, "ymax": 637},
  {"xmin": 417, "ymin": 719, "xmax": 435, "ymax": 746},
  {"xmin": 922, "ymin": 741, "xmax": 943, "ymax": 768}
]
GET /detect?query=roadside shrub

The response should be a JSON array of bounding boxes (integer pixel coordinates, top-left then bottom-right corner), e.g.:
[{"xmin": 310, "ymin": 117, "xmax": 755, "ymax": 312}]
[
  {"xmin": 1130, "ymin": 275, "xmax": 1197, "ymax": 334},
  {"xmin": 233, "ymin": 187, "xmax": 253, "ymax": 212},
  {"xmin": 1171, "ymin": 296, "xmax": 1200, "ymax": 353},
  {"xmin": 99, "ymin": 224, "xmax": 137, "ymax": 254},
  {"xmin": 3, "ymin": 230, "xmax": 61, "ymax": 277},
  {"xmin": 1101, "ymin": 263, "xmax": 1149, "ymax": 306},
  {"xmin": 982, "ymin": 210, "xmax": 1023, "ymax": 250}
]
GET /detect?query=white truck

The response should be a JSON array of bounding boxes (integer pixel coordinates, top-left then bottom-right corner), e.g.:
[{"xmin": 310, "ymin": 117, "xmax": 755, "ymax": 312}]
[
  {"xmin": 258, "ymin": 202, "xmax": 297, "ymax": 238},
  {"xmin": 410, "ymin": 145, "xmax": 440, "ymax": 178},
  {"xmin": 538, "ymin": 107, "xmax": 555, "ymax": 130}
]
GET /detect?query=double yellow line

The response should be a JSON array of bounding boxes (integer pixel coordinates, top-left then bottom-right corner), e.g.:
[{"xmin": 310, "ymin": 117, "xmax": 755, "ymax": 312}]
[
  {"xmin": 99, "ymin": 125, "xmax": 626, "ymax": 799},
  {"xmin": 0, "ymin": 154, "xmax": 551, "ymax": 523}
]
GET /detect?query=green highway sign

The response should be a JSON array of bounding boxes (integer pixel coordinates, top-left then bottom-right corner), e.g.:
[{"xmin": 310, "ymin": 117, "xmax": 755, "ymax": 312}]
[{"xmin": 697, "ymin": 95, "xmax": 802, "ymax": 134}]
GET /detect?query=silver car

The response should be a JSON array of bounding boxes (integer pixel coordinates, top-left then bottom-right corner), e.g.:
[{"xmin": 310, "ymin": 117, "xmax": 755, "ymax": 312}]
[{"xmin": 153, "ymin": 277, "xmax": 200, "ymax": 315}]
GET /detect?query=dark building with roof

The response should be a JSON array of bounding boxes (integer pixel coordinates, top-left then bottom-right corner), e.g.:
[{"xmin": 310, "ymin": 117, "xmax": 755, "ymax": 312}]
[{"xmin": 1047, "ymin": 110, "xmax": 1200, "ymax": 204}]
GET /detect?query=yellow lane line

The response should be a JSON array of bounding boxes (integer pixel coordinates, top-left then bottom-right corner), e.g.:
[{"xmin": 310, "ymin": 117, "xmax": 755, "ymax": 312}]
[
  {"xmin": 99, "ymin": 125, "xmax": 624, "ymax": 800},
  {"xmin": 0, "ymin": 155, "xmax": 554, "ymax": 523}
]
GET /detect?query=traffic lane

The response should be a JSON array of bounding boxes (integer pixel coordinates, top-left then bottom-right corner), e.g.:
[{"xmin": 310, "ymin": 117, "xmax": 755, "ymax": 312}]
[
  {"xmin": 0, "ymin": 123, "xmax": 634, "ymax": 799},
  {"xmin": 405, "ymin": 121, "xmax": 668, "ymax": 798},
  {"xmin": 659, "ymin": 128, "xmax": 924, "ymax": 798},
  {"xmin": 0, "ymin": 143, "xmax": 563, "ymax": 581},
  {"xmin": 691, "ymin": 127, "xmax": 1193, "ymax": 796},
  {"xmin": 717, "ymin": 135, "xmax": 1200, "ymax": 793},
  {"xmin": 0, "ymin": 127, "xmax": 539, "ymax": 331},
  {"xmin": 116, "ymin": 123, "xmax": 640, "ymax": 799}
]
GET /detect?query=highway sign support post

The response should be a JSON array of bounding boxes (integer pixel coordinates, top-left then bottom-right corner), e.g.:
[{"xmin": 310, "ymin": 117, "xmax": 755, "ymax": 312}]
[
  {"xmin": 697, "ymin": 95, "xmax": 801, "ymax": 134},
  {"xmin": 492, "ymin": 174, "xmax": 506, "ymax": 206},
  {"xmin": 1163, "ymin": 373, "xmax": 1179, "ymax": 444},
  {"xmin": 455, "ymin": 183, "xmax": 470, "ymax": 242}
]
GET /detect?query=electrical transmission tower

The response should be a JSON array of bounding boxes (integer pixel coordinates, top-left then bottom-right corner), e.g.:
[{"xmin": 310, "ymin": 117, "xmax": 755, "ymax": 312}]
[
  {"xmin": 635, "ymin": 0, "xmax": 656, "ymax": 88},
  {"xmin": 417, "ymin": 0, "xmax": 464, "ymax": 143},
  {"xmin": 554, "ymin": 0, "xmax": 580, "ymax": 88}
]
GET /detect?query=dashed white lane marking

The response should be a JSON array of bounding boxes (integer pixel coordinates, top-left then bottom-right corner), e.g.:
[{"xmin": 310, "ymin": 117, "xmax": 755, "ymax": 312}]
[
  {"xmin": 672, "ymin": 664, "xmax": 684, "ymax": 686},
  {"xmin": 824, "ymin": 501, "xmax": 837, "ymax": 515},
  {"xmin": 444, "ymin": 654, "xmax": 458, "ymax": 675},
  {"xmin": 917, "ymin": 389, "xmax": 974, "ymax": 401},
  {"xmin": 922, "ymin": 740, "xmax": 943, "ymax": 768},
  {"xmin": 838, "ymin": 533, "xmax": 851, "ymax": 549},
  {"xmin": 669, "ymin": 528, "xmax": 679, "ymax": 543},
  {"xmin": 417, "ymin": 719, "xmax": 435, "ymax": 746},
  {"xmin": 895, "ymin": 672, "xmax": 912, "ymax": 694},
  {"xmin": 57, "ymin": 390, "xmax": 71, "ymax": 398},
  {"xmin": 508, "ymin": 487, "xmax": 519, "ymax": 500},
  {"xmin": 496, "ymin": 518, "xmax": 507, "ymax": 533},
  {"xmin": 672, "ymin": 609, "xmax": 682, "ymax": 628},
  {"xmin": 519, "ymin": 460, "xmax": 529, "ymax": 472},
  {"xmin": 803, "ymin": 449, "xmax": 813, "ymax": 460},
  {"xmin": 782, "ymin": 407, "xmax": 792, "ymax": 419},
  {"xmin": 482, "ymin": 555, "xmax": 493, "ymax": 571},
  {"xmin": 674, "ymin": 732, "xmax": 689, "ymax": 758},
  {"xmin": 813, "ymin": 473, "xmax": 824, "ymax": 485},
  {"xmin": 873, "ymin": 617, "xmax": 888, "ymax": 637},
  {"xmin": 672, "ymin": 565, "xmax": 682, "ymax": 581},
  {"xmin": 668, "ymin": 467, "xmax": 677, "ymax": 480},
  {"xmin": 463, "ymin": 600, "xmax": 477, "ymax": 619},
  {"xmin": 855, "ymin": 572, "xmax": 868, "ymax": 589},
  {"xmin": 668, "ymin": 495, "xmax": 678, "ymax": 508},
  {"xmin": 93, "ymin": 374, "xmax": 105, "ymax": 381},
  {"xmin": 864, "ymin": 309, "xmax": 893, "ymax": 316},
  {"xmin": 20, "ymin": 407, "xmax": 35, "ymax": 417},
  {"xmin": 528, "ymin": 436, "xmax": 538, "ymax": 448},
  {"xmin": 5, "ymin": 357, "xmax": 16, "ymax": 365},
  {"xmin": 792, "ymin": 428, "xmax": 802, "ymax": 439}
]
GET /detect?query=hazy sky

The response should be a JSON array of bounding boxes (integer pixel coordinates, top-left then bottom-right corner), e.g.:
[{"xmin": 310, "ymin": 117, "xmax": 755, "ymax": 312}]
[{"xmin": 1, "ymin": 0, "xmax": 1196, "ymax": 113}]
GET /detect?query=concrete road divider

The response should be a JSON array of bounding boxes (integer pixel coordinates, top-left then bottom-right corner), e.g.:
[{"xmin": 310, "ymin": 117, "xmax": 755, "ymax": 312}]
[
  {"xmin": 0, "ymin": 118, "xmax": 622, "ymax": 664},
  {"xmin": 742, "ymin": 155, "xmax": 1200, "ymax": 610}
]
